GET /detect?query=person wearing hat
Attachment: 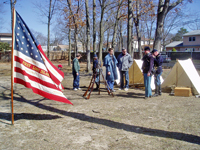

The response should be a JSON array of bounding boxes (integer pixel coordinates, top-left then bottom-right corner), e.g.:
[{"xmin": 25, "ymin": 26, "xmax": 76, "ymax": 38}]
[
  {"xmin": 142, "ymin": 46, "xmax": 154, "ymax": 99},
  {"xmin": 103, "ymin": 48, "xmax": 118, "ymax": 92},
  {"xmin": 152, "ymin": 49, "xmax": 163, "ymax": 97},
  {"xmin": 72, "ymin": 53, "xmax": 81, "ymax": 90},
  {"xmin": 58, "ymin": 64, "xmax": 63, "ymax": 70},
  {"xmin": 117, "ymin": 48, "xmax": 133, "ymax": 91},
  {"xmin": 92, "ymin": 54, "xmax": 101, "ymax": 90}
]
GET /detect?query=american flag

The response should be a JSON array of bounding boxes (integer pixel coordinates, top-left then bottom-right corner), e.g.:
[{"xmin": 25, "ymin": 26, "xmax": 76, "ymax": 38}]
[{"xmin": 12, "ymin": 9, "xmax": 72, "ymax": 105}]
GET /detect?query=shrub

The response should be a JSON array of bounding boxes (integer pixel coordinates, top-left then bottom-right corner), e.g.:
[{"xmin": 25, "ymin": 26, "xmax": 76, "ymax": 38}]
[{"xmin": 172, "ymin": 48, "xmax": 177, "ymax": 52}]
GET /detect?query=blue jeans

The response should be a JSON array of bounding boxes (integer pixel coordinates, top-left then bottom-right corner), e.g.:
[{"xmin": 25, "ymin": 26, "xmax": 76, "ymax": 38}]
[
  {"xmin": 120, "ymin": 71, "xmax": 129, "ymax": 89},
  {"xmin": 107, "ymin": 80, "xmax": 114, "ymax": 90},
  {"xmin": 73, "ymin": 71, "xmax": 80, "ymax": 89},
  {"xmin": 143, "ymin": 73, "xmax": 152, "ymax": 97},
  {"xmin": 155, "ymin": 72, "xmax": 162, "ymax": 86}
]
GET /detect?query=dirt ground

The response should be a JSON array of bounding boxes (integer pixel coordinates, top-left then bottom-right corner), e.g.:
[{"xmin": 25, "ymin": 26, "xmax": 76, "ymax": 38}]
[{"xmin": 0, "ymin": 61, "xmax": 200, "ymax": 150}]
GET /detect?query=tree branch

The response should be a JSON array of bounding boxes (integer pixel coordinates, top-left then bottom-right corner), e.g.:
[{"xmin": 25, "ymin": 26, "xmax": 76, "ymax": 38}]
[{"xmin": 167, "ymin": 0, "xmax": 184, "ymax": 13}]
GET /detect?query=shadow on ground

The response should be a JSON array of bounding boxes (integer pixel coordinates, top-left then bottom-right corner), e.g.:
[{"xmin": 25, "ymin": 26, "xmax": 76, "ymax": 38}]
[
  {"xmin": 0, "ymin": 112, "xmax": 62, "ymax": 121},
  {"xmin": 1, "ymin": 89, "xmax": 199, "ymax": 145}
]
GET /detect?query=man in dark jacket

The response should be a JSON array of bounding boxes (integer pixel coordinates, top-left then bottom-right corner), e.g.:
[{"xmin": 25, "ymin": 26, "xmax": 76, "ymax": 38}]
[
  {"xmin": 142, "ymin": 46, "xmax": 154, "ymax": 99},
  {"xmin": 103, "ymin": 48, "xmax": 118, "ymax": 92},
  {"xmin": 92, "ymin": 54, "xmax": 101, "ymax": 90},
  {"xmin": 152, "ymin": 49, "xmax": 163, "ymax": 97},
  {"xmin": 72, "ymin": 53, "xmax": 81, "ymax": 90},
  {"xmin": 117, "ymin": 48, "xmax": 133, "ymax": 91}
]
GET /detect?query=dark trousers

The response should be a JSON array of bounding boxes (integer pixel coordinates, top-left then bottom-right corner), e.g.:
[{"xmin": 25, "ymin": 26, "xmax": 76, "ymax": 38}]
[
  {"xmin": 120, "ymin": 71, "xmax": 129, "ymax": 89},
  {"xmin": 73, "ymin": 71, "xmax": 80, "ymax": 89}
]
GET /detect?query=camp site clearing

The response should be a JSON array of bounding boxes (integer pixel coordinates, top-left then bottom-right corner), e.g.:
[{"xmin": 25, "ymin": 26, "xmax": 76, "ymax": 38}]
[{"xmin": 0, "ymin": 61, "xmax": 200, "ymax": 149}]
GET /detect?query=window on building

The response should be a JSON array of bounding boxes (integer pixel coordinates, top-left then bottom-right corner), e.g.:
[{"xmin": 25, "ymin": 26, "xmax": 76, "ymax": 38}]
[{"xmin": 189, "ymin": 37, "xmax": 196, "ymax": 41}]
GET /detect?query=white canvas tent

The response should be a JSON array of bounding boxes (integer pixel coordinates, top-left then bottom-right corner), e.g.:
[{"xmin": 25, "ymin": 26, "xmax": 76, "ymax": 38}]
[
  {"xmin": 161, "ymin": 59, "xmax": 200, "ymax": 95},
  {"xmin": 129, "ymin": 59, "xmax": 164, "ymax": 90}
]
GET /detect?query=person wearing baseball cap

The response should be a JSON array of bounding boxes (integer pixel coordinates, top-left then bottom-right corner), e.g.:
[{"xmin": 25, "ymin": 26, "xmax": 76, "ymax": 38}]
[
  {"xmin": 58, "ymin": 64, "xmax": 63, "ymax": 70},
  {"xmin": 72, "ymin": 53, "xmax": 82, "ymax": 90},
  {"xmin": 142, "ymin": 46, "xmax": 154, "ymax": 99},
  {"xmin": 151, "ymin": 49, "xmax": 163, "ymax": 97}
]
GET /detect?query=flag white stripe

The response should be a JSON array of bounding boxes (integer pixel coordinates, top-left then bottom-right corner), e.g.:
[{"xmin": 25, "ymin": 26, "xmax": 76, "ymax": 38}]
[
  {"xmin": 14, "ymin": 50, "xmax": 48, "ymax": 71},
  {"xmin": 41, "ymin": 53, "xmax": 63, "ymax": 82},
  {"xmin": 15, "ymin": 72, "xmax": 66, "ymax": 97},
  {"xmin": 14, "ymin": 61, "xmax": 55, "ymax": 85}
]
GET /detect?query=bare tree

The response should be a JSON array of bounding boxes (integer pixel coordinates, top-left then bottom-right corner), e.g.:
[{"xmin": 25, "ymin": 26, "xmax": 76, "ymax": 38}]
[
  {"xmin": 127, "ymin": 0, "xmax": 133, "ymax": 55},
  {"xmin": 162, "ymin": 11, "xmax": 184, "ymax": 50},
  {"xmin": 31, "ymin": 30, "xmax": 47, "ymax": 46},
  {"xmin": 153, "ymin": 0, "xmax": 192, "ymax": 50},
  {"xmin": 186, "ymin": 11, "xmax": 200, "ymax": 30},
  {"xmin": 85, "ymin": 0, "xmax": 91, "ymax": 72},
  {"xmin": 131, "ymin": 0, "xmax": 155, "ymax": 59},
  {"xmin": 93, "ymin": 0, "xmax": 97, "ymax": 54},
  {"xmin": 98, "ymin": 0, "xmax": 118, "ymax": 62},
  {"xmin": 65, "ymin": 0, "xmax": 85, "ymax": 56},
  {"xmin": 111, "ymin": 0, "xmax": 124, "ymax": 50},
  {"xmin": 33, "ymin": 0, "xmax": 57, "ymax": 59},
  {"xmin": 68, "ymin": 27, "xmax": 72, "ymax": 66}
]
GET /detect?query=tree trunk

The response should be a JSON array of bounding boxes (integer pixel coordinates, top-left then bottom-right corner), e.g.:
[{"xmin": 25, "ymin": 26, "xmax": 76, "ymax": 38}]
[
  {"xmin": 107, "ymin": 29, "xmax": 110, "ymax": 50},
  {"xmin": 119, "ymin": 21, "xmax": 123, "ymax": 50},
  {"xmin": 68, "ymin": 28, "xmax": 71, "ymax": 67},
  {"xmin": 134, "ymin": 0, "xmax": 142, "ymax": 59},
  {"xmin": 112, "ymin": 1, "xmax": 121, "ymax": 50},
  {"xmin": 127, "ymin": 0, "xmax": 133, "ymax": 54},
  {"xmin": 93, "ymin": 0, "xmax": 96, "ymax": 54},
  {"xmin": 85, "ymin": 0, "xmax": 91, "ymax": 72},
  {"xmin": 99, "ymin": 19, "xmax": 104, "ymax": 62},
  {"xmin": 154, "ymin": 0, "xmax": 183, "ymax": 50},
  {"xmin": 47, "ymin": 0, "xmax": 52, "ymax": 59},
  {"xmin": 136, "ymin": 24, "xmax": 142, "ymax": 58},
  {"xmin": 74, "ymin": 26, "xmax": 78, "ymax": 56},
  {"xmin": 98, "ymin": 1, "xmax": 105, "ymax": 63}
]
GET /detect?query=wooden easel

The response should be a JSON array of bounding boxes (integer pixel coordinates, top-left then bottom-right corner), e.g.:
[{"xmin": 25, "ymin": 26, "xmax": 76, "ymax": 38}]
[{"xmin": 83, "ymin": 66, "xmax": 114, "ymax": 99}]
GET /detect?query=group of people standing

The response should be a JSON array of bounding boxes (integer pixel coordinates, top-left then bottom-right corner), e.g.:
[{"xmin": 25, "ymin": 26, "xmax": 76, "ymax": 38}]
[
  {"xmin": 71, "ymin": 46, "xmax": 163, "ymax": 99},
  {"xmin": 142, "ymin": 46, "xmax": 163, "ymax": 99}
]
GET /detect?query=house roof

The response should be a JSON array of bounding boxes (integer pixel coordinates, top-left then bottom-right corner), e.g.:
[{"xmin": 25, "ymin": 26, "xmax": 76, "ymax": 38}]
[
  {"xmin": 183, "ymin": 30, "xmax": 200, "ymax": 36},
  {"xmin": 58, "ymin": 45, "xmax": 69, "ymax": 49},
  {"xmin": 166, "ymin": 41, "xmax": 183, "ymax": 47},
  {"xmin": 0, "ymin": 33, "xmax": 12, "ymax": 37}
]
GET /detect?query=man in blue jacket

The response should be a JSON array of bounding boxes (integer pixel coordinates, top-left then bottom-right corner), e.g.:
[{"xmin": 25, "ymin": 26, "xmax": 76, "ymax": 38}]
[
  {"xmin": 152, "ymin": 49, "xmax": 163, "ymax": 97},
  {"xmin": 103, "ymin": 48, "xmax": 118, "ymax": 92},
  {"xmin": 142, "ymin": 46, "xmax": 154, "ymax": 99},
  {"xmin": 117, "ymin": 48, "xmax": 133, "ymax": 91}
]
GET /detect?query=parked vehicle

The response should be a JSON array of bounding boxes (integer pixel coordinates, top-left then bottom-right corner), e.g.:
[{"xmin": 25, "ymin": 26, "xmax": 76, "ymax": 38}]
[{"xmin": 161, "ymin": 54, "xmax": 171, "ymax": 63}]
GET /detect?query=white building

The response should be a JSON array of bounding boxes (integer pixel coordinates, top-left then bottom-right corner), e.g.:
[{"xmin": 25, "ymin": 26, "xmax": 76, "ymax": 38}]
[
  {"xmin": 0, "ymin": 33, "xmax": 12, "ymax": 45},
  {"xmin": 115, "ymin": 36, "xmax": 154, "ymax": 52}
]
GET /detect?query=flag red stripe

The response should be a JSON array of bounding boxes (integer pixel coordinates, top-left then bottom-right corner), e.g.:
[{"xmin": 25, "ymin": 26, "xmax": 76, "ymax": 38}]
[
  {"xmin": 14, "ymin": 78, "xmax": 73, "ymax": 105},
  {"xmin": 15, "ymin": 56, "xmax": 50, "ymax": 78},
  {"xmin": 14, "ymin": 67, "xmax": 60, "ymax": 90},
  {"xmin": 37, "ymin": 45, "xmax": 64, "ymax": 85}
]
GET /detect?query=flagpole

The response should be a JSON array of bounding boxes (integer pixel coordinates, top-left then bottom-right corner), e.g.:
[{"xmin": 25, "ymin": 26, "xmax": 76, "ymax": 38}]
[{"xmin": 11, "ymin": 7, "xmax": 15, "ymax": 125}]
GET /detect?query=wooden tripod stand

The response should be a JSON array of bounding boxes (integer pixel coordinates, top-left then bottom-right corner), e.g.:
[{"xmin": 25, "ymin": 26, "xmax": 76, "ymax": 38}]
[{"xmin": 83, "ymin": 67, "xmax": 114, "ymax": 99}]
